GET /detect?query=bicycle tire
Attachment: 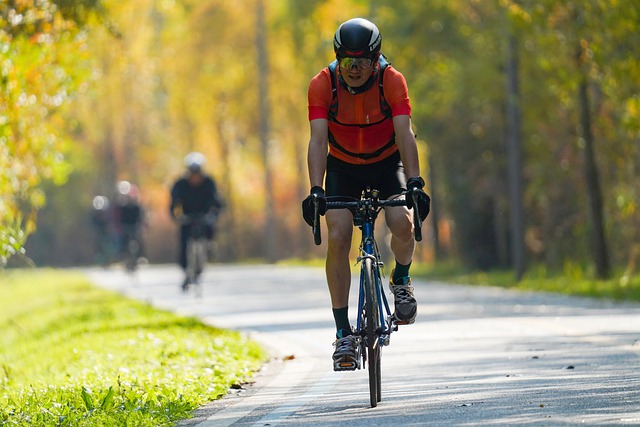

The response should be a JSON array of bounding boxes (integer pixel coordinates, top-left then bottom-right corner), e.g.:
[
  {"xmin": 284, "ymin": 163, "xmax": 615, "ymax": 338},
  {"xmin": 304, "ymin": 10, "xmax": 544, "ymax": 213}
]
[
  {"xmin": 195, "ymin": 240, "xmax": 207, "ymax": 296},
  {"xmin": 186, "ymin": 239, "xmax": 198, "ymax": 284},
  {"xmin": 374, "ymin": 270, "xmax": 382, "ymax": 403},
  {"xmin": 125, "ymin": 239, "xmax": 140, "ymax": 273},
  {"xmin": 363, "ymin": 257, "xmax": 381, "ymax": 407}
]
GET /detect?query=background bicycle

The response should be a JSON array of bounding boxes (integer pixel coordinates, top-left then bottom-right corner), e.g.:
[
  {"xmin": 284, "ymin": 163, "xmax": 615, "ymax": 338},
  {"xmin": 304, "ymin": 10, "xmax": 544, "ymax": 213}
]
[
  {"xmin": 121, "ymin": 224, "xmax": 144, "ymax": 276},
  {"xmin": 180, "ymin": 213, "xmax": 216, "ymax": 297}
]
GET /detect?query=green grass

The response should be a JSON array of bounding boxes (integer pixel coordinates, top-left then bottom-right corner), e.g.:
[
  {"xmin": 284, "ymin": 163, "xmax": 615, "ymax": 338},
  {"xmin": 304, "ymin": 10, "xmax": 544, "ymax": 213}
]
[
  {"xmin": 413, "ymin": 260, "xmax": 640, "ymax": 302},
  {"xmin": 0, "ymin": 270, "xmax": 268, "ymax": 426}
]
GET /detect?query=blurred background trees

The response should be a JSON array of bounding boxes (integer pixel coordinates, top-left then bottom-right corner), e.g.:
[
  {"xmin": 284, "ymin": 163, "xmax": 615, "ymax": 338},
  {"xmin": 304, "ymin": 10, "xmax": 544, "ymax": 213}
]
[
  {"xmin": 1, "ymin": 0, "xmax": 103, "ymax": 265},
  {"xmin": 3, "ymin": 0, "xmax": 639, "ymax": 280}
]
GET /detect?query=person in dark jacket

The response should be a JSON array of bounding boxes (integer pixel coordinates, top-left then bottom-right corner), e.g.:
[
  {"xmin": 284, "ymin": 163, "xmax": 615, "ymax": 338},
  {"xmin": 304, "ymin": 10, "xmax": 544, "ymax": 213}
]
[{"xmin": 113, "ymin": 181, "xmax": 145, "ymax": 259}]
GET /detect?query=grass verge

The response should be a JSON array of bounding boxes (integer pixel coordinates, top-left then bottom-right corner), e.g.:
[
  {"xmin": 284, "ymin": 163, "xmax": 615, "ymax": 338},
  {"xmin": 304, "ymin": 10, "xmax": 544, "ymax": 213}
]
[
  {"xmin": 413, "ymin": 261, "xmax": 640, "ymax": 302},
  {"xmin": 0, "ymin": 269, "xmax": 267, "ymax": 426}
]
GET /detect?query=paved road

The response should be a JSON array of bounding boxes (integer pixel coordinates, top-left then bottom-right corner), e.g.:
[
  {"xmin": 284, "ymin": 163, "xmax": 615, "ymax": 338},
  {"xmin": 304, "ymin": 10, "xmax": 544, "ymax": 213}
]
[{"xmin": 86, "ymin": 264, "xmax": 640, "ymax": 426}]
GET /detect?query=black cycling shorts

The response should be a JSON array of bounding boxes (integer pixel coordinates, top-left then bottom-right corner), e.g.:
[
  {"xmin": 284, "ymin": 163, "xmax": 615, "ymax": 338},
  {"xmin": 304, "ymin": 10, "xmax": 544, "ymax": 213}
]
[{"xmin": 325, "ymin": 151, "xmax": 406, "ymax": 200}]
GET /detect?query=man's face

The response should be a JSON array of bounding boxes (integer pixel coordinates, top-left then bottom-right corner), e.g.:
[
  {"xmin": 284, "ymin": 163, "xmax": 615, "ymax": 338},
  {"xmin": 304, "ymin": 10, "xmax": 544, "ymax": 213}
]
[
  {"xmin": 338, "ymin": 56, "xmax": 375, "ymax": 88},
  {"xmin": 188, "ymin": 172, "xmax": 204, "ymax": 186}
]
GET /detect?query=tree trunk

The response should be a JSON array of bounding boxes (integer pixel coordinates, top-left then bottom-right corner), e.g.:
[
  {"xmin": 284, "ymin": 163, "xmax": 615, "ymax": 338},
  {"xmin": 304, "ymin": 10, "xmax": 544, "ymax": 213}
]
[
  {"xmin": 578, "ymin": 76, "xmax": 610, "ymax": 279},
  {"xmin": 256, "ymin": 0, "xmax": 277, "ymax": 262},
  {"xmin": 216, "ymin": 112, "xmax": 236, "ymax": 262},
  {"xmin": 428, "ymin": 156, "xmax": 442, "ymax": 261},
  {"xmin": 505, "ymin": 33, "xmax": 526, "ymax": 280}
]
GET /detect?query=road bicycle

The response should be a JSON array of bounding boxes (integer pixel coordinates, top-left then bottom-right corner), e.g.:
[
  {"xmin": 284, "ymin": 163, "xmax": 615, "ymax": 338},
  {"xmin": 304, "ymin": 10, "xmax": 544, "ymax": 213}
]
[
  {"xmin": 181, "ymin": 214, "xmax": 213, "ymax": 297},
  {"xmin": 121, "ymin": 224, "xmax": 143, "ymax": 276},
  {"xmin": 312, "ymin": 187, "xmax": 423, "ymax": 408}
]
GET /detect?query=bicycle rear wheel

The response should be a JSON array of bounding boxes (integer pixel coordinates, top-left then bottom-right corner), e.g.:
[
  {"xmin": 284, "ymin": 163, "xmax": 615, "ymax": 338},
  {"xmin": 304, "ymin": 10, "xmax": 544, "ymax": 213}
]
[
  {"xmin": 363, "ymin": 257, "xmax": 381, "ymax": 407},
  {"xmin": 125, "ymin": 238, "xmax": 140, "ymax": 273},
  {"xmin": 194, "ymin": 240, "xmax": 208, "ymax": 297},
  {"xmin": 186, "ymin": 239, "xmax": 198, "ymax": 285}
]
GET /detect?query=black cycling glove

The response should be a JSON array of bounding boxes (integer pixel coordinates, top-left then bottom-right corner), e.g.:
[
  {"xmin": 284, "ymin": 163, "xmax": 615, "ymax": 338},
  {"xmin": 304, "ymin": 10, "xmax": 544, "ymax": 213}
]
[
  {"xmin": 407, "ymin": 176, "xmax": 431, "ymax": 221},
  {"xmin": 301, "ymin": 186, "xmax": 327, "ymax": 227}
]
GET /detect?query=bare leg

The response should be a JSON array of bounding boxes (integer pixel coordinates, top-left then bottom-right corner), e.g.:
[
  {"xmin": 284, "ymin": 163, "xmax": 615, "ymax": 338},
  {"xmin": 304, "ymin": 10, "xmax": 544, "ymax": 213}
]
[
  {"xmin": 325, "ymin": 209, "xmax": 354, "ymax": 308},
  {"xmin": 385, "ymin": 205, "xmax": 415, "ymax": 265},
  {"xmin": 384, "ymin": 204, "xmax": 418, "ymax": 324}
]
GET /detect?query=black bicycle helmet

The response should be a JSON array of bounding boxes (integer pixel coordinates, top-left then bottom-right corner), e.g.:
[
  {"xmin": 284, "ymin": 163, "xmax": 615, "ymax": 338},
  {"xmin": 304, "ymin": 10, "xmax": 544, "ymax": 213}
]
[{"xmin": 333, "ymin": 18, "xmax": 381, "ymax": 59}]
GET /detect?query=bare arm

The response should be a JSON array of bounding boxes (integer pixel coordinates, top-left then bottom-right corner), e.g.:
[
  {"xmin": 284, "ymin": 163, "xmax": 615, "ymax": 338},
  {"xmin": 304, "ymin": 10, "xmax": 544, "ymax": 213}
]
[
  {"xmin": 307, "ymin": 118, "xmax": 329, "ymax": 188},
  {"xmin": 393, "ymin": 114, "xmax": 421, "ymax": 179}
]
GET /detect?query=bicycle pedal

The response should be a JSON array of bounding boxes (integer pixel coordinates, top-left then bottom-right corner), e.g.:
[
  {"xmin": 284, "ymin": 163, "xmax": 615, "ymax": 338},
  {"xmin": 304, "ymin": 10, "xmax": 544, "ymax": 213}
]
[
  {"xmin": 334, "ymin": 361, "xmax": 358, "ymax": 371},
  {"xmin": 393, "ymin": 313, "xmax": 415, "ymax": 326}
]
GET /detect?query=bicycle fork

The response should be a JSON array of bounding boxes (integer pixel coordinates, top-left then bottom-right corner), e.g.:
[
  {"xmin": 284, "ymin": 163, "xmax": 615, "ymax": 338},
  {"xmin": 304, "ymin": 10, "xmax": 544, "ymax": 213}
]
[{"xmin": 356, "ymin": 255, "xmax": 394, "ymax": 347}]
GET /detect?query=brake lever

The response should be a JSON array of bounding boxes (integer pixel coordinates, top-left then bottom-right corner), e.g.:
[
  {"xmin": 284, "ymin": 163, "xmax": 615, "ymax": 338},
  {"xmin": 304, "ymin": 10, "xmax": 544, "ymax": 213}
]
[
  {"xmin": 312, "ymin": 194, "xmax": 322, "ymax": 245},
  {"xmin": 410, "ymin": 189, "xmax": 423, "ymax": 242}
]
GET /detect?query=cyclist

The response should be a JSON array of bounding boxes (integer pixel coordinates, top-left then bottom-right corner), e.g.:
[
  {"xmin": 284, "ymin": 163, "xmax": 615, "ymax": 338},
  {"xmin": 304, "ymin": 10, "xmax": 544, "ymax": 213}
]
[
  {"xmin": 112, "ymin": 181, "xmax": 145, "ymax": 263},
  {"xmin": 170, "ymin": 152, "xmax": 224, "ymax": 289},
  {"xmin": 90, "ymin": 195, "xmax": 112, "ymax": 265},
  {"xmin": 301, "ymin": 18, "xmax": 430, "ymax": 371}
]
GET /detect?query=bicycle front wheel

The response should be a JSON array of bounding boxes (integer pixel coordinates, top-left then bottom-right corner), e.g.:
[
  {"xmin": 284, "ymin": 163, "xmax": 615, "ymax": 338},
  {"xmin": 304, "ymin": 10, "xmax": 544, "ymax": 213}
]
[{"xmin": 363, "ymin": 257, "xmax": 381, "ymax": 407}]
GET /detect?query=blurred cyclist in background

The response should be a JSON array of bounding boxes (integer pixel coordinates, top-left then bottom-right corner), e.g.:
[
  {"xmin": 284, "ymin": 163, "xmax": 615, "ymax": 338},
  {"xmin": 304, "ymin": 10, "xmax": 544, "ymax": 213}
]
[
  {"xmin": 91, "ymin": 195, "xmax": 112, "ymax": 266},
  {"xmin": 112, "ymin": 180, "xmax": 145, "ymax": 267},
  {"xmin": 170, "ymin": 152, "xmax": 224, "ymax": 289}
]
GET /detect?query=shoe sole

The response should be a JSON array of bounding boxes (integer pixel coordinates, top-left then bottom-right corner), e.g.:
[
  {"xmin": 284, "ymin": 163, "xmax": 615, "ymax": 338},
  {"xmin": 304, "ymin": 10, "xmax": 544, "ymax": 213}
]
[{"xmin": 393, "ymin": 313, "xmax": 416, "ymax": 325}]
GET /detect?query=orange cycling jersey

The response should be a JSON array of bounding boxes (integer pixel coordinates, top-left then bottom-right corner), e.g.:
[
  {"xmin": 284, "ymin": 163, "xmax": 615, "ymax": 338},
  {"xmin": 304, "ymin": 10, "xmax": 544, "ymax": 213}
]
[{"xmin": 308, "ymin": 63, "xmax": 412, "ymax": 165}]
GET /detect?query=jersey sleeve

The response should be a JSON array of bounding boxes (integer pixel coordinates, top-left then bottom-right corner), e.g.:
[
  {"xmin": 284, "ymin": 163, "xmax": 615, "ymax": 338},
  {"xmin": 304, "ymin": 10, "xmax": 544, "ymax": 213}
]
[
  {"xmin": 308, "ymin": 68, "xmax": 332, "ymax": 121},
  {"xmin": 169, "ymin": 180, "xmax": 183, "ymax": 217},
  {"xmin": 209, "ymin": 178, "xmax": 224, "ymax": 209},
  {"xmin": 383, "ymin": 66, "xmax": 412, "ymax": 117}
]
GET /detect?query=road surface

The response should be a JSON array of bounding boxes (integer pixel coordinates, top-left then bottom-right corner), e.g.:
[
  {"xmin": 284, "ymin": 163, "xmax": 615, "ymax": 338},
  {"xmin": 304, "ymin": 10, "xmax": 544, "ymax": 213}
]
[{"xmin": 86, "ymin": 264, "xmax": 640, "ymax": 426}]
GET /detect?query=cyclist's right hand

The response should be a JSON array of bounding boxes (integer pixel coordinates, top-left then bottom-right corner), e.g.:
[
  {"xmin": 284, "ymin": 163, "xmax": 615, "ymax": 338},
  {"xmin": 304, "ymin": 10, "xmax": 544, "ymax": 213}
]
[
  {"xmin": 302, "ymin": 186, "xmax": 326, "ymax": 227},
  {"xmin": 171, "ymin": 204, "xmax": 183, "ymax": 220}
]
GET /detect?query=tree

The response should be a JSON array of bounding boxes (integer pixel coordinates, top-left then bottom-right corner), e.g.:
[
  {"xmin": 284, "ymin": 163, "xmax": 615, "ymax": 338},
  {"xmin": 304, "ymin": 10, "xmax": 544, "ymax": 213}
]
[
  {"xmin": 525, "ymin": 0, "xmax": 631, "ymax": 278},
  {"xmin": 14, "ymin": 0, "xmax": 640, "ymax": 279},
  {"xmin": 0, "ymin": 0, "xmax": 103, "ymax": 266}
]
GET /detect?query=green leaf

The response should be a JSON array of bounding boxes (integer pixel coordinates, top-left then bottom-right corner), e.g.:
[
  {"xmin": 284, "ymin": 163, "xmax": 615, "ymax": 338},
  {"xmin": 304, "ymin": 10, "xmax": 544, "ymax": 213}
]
[
  {"xmin": 80, "ymin": 386, "xmax": 94, "ymax": 411},
  {"xmin": 99, "ymin": 386, "xmax": 115, "ymax": 411}
]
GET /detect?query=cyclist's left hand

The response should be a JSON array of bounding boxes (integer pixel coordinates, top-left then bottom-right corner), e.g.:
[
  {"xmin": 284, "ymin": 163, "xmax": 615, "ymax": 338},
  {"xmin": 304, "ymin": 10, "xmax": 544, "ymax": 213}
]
[
  {"xmin": 407, "ymin": 177, "xmax": 431, "ymax": 221},
  {"xmin": 302, "ymin": 186, "xmax": 326, "ymax": 227}
]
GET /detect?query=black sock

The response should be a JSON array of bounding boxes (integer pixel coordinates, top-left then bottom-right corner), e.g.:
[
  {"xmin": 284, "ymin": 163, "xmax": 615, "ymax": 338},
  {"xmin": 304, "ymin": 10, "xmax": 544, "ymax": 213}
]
[
  {"xmin": 393, "ymin": 260, "xmax": 412, "ymax": 283},
  {"xmin": 332, "ymin": 306, "xmax": 351, "ymax": 337}
]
